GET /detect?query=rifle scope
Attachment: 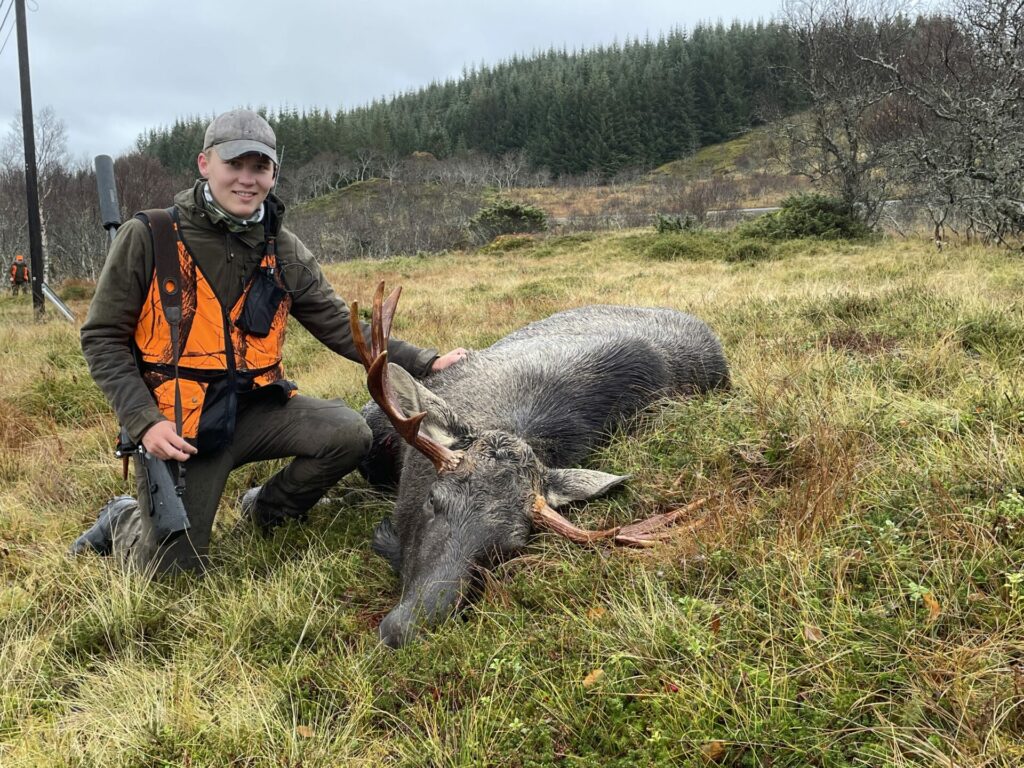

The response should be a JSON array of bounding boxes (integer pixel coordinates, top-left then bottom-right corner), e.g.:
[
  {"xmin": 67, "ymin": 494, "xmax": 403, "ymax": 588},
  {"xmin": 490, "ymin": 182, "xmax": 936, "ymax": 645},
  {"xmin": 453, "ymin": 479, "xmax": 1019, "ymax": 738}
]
[{"xmin": 94, "ymin": 154, "xmax": 122, "ymax": 237}]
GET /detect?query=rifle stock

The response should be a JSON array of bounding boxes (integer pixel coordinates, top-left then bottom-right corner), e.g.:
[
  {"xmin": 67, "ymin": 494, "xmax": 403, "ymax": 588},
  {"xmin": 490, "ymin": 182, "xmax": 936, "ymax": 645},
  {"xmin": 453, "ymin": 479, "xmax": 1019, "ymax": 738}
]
[{"xmin": 139, "ymin": 448, "xmax": 191, "ymax": 542}]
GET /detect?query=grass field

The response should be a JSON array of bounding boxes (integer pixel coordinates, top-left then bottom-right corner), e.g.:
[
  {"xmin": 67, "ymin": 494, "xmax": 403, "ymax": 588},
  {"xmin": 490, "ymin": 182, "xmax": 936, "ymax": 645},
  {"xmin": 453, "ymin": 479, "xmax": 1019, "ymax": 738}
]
[{"xmin": 1, "ymin": 230, "xmax": 1022, "ymax": 766}]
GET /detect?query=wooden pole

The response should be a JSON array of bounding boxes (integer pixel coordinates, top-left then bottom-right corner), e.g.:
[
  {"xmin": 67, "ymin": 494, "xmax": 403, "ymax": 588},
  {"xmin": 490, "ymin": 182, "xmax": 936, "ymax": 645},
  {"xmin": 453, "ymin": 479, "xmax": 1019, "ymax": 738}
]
[{"xmin": 14, "ymin": 0, "xmax": 45, "ymax": 318}]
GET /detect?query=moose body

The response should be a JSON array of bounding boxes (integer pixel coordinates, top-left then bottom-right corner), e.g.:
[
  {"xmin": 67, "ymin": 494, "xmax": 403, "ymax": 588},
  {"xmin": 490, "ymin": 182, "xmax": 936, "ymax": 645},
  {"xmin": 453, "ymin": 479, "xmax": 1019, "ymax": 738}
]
[{"xmin": 356, "ymin": 299, "xmax": 729, "ymax": 648}]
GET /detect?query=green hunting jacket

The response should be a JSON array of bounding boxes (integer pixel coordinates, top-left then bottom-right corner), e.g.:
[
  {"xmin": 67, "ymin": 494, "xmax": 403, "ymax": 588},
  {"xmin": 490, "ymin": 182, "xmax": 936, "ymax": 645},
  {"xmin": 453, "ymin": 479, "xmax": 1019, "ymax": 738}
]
[{"xmin": 81, "ymin": 182, "xmax": 438, "ymax": 443}]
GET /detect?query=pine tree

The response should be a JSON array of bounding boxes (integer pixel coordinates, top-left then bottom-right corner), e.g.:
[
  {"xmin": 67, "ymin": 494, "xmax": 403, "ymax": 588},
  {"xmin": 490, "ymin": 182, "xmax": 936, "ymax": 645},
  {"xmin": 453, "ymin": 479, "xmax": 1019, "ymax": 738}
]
[{"xmin": 137, "ymin": 22, "xmax": 803, "ymax": 178}]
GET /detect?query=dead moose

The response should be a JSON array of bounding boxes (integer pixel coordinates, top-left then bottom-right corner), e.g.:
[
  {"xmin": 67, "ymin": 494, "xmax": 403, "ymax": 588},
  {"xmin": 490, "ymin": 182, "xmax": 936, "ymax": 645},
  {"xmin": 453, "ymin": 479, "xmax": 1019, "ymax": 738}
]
[{"xmin": 352, "ymin": 283, "xmax": 730, "ymax": 648}]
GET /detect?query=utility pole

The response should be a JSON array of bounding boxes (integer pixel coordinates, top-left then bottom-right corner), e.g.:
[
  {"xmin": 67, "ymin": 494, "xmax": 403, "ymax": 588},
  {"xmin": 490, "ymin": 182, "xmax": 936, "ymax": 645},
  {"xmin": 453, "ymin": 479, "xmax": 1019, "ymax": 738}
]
[{"xmin": 14, "ymin": 0, "xmax": 45, "ymax": 318}]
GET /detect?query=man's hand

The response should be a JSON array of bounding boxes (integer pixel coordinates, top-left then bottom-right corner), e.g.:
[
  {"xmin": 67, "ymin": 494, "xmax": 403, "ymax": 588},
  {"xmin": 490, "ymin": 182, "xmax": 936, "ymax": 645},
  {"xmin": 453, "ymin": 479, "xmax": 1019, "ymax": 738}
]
[
  {"xmin": 141, "ymin": 420, "xmax": 198, "ymax": 462},
  {"xmin": 432, "ymin": 348, "xmax": 469, "ymax": 372}
]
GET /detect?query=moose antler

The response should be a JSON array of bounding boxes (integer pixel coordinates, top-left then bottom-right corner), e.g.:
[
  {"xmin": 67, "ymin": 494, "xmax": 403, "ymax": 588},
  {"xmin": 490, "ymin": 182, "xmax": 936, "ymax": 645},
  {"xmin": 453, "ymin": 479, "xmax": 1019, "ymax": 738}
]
[
  {"xmin": 531, "ymin": 495, "xmax": 709, "ymax": 548},
  {"xmin": 351, "ymin": 282, "xmax": 464, "ymax": 474}
]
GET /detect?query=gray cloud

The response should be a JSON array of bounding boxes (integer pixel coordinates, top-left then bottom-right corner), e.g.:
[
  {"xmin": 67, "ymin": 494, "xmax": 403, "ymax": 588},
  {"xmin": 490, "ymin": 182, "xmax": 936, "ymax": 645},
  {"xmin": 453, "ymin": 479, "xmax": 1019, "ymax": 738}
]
[{"xmin": 1, "ymin": 0, "xmax": 775, "ymax": 162}]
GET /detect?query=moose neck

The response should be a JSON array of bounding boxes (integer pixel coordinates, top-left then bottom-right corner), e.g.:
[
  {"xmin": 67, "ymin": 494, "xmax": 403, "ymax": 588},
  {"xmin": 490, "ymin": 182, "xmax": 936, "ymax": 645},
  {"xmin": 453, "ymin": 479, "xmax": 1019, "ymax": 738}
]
[{"xmin": 435, "ymin": 337, "xmax": 659, "ymax": 469}]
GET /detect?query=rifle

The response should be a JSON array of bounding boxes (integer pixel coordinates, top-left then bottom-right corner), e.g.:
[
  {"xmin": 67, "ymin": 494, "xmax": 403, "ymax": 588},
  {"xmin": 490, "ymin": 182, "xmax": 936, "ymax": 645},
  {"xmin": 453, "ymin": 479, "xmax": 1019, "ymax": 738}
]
[{"xmin": 94, "ymin": 154, "xmax": 190, "ymax": 544}]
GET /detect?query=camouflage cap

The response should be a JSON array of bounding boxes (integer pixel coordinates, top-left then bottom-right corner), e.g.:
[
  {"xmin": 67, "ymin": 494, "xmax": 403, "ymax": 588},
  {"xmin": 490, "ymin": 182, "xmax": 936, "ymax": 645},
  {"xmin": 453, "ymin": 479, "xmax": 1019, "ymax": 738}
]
[{"xmin": 203, "ymin": 109, "xmax": 277, "ymax": 163}]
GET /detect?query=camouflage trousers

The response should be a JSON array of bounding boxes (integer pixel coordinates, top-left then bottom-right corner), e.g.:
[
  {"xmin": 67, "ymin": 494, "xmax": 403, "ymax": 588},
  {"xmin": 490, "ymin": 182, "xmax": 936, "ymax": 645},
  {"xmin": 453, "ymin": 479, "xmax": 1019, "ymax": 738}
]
[{"xmin": 112, "ymin": 390, "xmax": 372, "ymax": 575}]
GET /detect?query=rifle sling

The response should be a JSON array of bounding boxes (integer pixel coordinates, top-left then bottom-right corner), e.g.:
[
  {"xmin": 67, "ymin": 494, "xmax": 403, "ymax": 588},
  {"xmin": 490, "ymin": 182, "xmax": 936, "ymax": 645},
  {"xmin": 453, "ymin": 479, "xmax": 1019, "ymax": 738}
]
[{"xmin": 140, "ymin": 207, "xmax": 186, "ymax": 493}]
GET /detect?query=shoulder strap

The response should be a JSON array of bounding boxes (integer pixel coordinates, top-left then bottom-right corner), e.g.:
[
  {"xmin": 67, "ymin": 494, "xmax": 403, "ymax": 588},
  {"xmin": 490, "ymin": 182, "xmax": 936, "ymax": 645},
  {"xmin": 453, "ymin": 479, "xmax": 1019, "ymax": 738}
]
[
  {"xmin": 136, "ymin": 208, "xmax": 186, "ymax": 447},
  {"xmin": 137, "ymin": 208, "xmax": 182, "ymax": 327}
]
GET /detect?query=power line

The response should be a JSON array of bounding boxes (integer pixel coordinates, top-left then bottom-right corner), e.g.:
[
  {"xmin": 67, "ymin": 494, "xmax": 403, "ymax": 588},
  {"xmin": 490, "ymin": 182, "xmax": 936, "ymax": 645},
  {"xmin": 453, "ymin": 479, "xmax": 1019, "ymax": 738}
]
[
  {"xmin": 0, "ymin": 0, "xmax": 14, "ymax": 58},
  {"xmin": 0, "ymin": 0, "xmax": 35, "ymax": 59},
  {"xmin": 0, "ymin": 24, "xmax": 13, "ymax": 60}
]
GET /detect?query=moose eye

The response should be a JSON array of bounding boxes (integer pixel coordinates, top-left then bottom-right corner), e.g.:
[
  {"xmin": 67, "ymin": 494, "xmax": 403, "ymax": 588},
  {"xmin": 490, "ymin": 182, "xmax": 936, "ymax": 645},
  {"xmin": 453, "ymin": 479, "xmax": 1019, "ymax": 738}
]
[{"xmin": 426, "ymin": 489, "xmax": 445, "ymax": 515}]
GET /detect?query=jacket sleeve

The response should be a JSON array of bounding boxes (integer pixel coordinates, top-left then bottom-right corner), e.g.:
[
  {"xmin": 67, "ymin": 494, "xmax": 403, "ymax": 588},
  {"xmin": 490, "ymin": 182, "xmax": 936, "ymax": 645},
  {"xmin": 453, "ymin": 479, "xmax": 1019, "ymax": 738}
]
[
  {"xmin": 80, "ymin": 219, "xmax": 165, "ymax": 442},
  {"xmin": 281, "ymin": 233, "xmax": 438, "ymax": 378}
]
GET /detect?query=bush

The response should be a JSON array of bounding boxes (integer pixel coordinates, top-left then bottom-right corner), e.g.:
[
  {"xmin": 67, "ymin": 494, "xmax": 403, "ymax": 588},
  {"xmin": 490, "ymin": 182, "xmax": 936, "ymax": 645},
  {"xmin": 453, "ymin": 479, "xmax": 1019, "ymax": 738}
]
[
  {"xmin": 58, "ymin": 279, "xmax": 95, "ymax": 301},
  {"xmin": 654, "ymin": 213, "xmax": 702, "ymax": 234},
  {"xmin": 726, "ymin": 238, "xmax": 776, "ymax": 263},
  {"xmin": 644, "ymin": 232, "xmax": 723, "ymax": 262},
  {"xmin": 738, "ymin": 193, "xmax": 871, "ymax": 241},
  {"xmin": 469, "ymin": 199, "xmax": 547, "ymax": 244},
  {"xmin": 481, "ymin": 234, "xmax": 537, "ymax": 253}
]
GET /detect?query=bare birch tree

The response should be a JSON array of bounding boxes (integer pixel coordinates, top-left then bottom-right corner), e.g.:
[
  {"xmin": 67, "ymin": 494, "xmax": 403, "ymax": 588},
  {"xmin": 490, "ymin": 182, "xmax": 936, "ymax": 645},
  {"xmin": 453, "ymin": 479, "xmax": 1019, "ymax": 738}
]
[
  {"xmin": 1, "ymin": 106, "xmax": 70, "ymax": 282},
  {"xmin": 775, "ymin": 0, "xmax": 912, "ymax": 227},
  {"xmin": 874, "ymin": 0, "xmax": 1024, "ymax": 247}
]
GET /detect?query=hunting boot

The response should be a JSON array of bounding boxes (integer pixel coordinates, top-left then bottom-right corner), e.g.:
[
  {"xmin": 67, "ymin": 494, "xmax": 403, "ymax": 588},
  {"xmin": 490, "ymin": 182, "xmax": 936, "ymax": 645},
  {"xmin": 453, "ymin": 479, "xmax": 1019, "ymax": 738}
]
[
  {"xmin": 68, "ymin": 495, "xmax": 138, "ymax": 556},
  {"xmin": 241, "ymin": 486, "xmax": 306, "ymax": 536}
]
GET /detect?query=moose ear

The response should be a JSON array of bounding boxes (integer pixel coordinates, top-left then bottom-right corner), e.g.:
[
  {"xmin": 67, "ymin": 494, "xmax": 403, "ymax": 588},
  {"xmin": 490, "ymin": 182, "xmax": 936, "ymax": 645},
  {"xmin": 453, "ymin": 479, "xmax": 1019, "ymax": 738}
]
[
  {"xmin": 543, "ymin": 468, "xmax": 630, "ymax": 507},
  {"xmin": 386, "ymin": 363, "xmax": 471, "ymax": 448}
]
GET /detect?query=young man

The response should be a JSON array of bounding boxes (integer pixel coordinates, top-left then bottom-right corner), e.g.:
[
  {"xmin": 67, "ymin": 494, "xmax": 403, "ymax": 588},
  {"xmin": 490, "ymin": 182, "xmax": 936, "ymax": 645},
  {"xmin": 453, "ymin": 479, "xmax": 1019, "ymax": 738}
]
[
  {"xmin": 9, "ymin": 253, "xmax": 29, "ymax": 295},
  {"xmin": 72, "ymin": 109, "xmax": 466, "ymax": 574}
]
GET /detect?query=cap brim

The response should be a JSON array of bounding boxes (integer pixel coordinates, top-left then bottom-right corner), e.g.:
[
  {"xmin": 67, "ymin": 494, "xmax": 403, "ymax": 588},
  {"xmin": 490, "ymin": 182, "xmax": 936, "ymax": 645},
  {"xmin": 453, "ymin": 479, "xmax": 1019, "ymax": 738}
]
[{"xmin": 211, "ymin": 139, "xmax": 277, "ymax": 164}]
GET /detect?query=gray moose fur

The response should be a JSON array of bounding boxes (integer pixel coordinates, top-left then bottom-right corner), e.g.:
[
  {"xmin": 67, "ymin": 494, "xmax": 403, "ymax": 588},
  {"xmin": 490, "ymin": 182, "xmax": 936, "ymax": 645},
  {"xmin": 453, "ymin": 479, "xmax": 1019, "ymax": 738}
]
[{"xmin": 361, "ymin": 304, "xmax": 729, "ymax": 648}]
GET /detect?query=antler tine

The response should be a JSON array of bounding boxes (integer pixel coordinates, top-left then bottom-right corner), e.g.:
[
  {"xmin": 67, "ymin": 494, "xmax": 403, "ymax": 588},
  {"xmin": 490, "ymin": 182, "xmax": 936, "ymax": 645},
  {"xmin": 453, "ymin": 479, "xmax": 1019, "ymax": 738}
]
[
  {"xmin": 380, "ymin": 283, "xmax": 401, "ymax": 351},
  {"xmin": 532, "ymin": 495, "xmax": 709, "ymax": 549},
  {"xmin": 355, "ymin": 281, "xmax": 465, "ymax": 475},
  {"xmin": 531, "ymin": 496, "xmax": 621, "ymax": 545},
  {"xmin": 367, "ymin": 352, "xmax": 428, "ymax": 442},
  {"xmin": 350, "ymin": 299, "xmax": 373, "ymax": 369},
  {"xmin": 367, "ymin": 347, "xmax": 464, "ymax": 474},
  {"xmin": 371, "ymin": 281, "xmax": 385, "ymax": 359},
  {"xmin": 350, "ymin": 282, "xmax": 403, "ymax": 369},
  {"xmin": 370, "ymin": 281, "xmax": 402, "ymax": 360}
]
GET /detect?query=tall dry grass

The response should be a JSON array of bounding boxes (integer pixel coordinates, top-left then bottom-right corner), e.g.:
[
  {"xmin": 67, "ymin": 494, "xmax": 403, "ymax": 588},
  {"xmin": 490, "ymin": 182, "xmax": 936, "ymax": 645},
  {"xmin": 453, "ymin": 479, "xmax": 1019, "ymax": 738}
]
[{"xmin": 1, "ymin": 231, "xmax": 1022, "ymax": 766}]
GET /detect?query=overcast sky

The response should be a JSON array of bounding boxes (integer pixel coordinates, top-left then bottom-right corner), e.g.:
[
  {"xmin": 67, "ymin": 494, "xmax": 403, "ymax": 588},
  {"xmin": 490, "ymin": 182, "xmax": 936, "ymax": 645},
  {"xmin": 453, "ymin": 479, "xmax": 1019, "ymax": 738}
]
[{"xmin": 0, "ymin": 0, "xmax": 778, "ymax": 164}]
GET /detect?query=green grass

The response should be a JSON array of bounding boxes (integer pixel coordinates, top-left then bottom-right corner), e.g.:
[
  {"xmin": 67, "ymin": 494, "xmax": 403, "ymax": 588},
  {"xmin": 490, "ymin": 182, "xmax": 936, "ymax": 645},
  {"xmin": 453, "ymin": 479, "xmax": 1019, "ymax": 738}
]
[
  {"xmin": 655, "ymin": 126, "xmax": 783, "ymax": 180},
  {"xmin": 290, "ymin": 178, "xmax": 387, "ymax": 214},
  {"xmin": 1, "ymin": 233, "xmax": 1023, "ymax": 766}
]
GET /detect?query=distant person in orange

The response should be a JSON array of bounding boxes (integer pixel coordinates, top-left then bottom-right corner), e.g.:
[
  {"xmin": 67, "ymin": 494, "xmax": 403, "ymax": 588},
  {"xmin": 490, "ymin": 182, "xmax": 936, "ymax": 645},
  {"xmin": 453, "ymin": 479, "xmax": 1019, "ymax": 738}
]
[{"xmin": 9, "ymin": 254, "xmax": 30, "ymax": 296}]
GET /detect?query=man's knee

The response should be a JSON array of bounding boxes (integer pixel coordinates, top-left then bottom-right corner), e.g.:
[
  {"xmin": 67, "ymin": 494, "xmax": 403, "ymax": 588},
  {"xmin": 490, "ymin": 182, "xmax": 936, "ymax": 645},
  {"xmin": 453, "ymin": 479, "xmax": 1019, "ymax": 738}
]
[
  {"xmin": 320, "ymin": 405, "xmax": 373, "ymax": 463},
  {"xmin": 132, "ymin": 539, "xmax": 206, "ymax": 577},
  {"xmin": 122, "ymin": 515, "xmax": 208, "ymax": 576}
]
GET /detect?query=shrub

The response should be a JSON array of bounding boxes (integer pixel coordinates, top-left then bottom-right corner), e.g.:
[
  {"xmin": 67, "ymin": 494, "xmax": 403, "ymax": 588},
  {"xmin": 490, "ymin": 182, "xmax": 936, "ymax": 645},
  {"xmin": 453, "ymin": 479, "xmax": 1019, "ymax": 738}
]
[
  {"xmin": 58, "ymin": 279, "xmax": 95, "ymax": 301},
  {"xmin": 469, "ymin": 199, "xmax": 547, "ymax": 244},
  {"xmin": 644, "ymin": 232, "xmax": 722, "ymax": 261},
  {"xmin": 726, "ymin": 238, "xmax": 776, "ymax": 263},
  {"xmin": 654, "ymin": 213, "xmax": 702, "ymax": 234},
  {"xmin": 481, "ymin": 234, "xmax": 537, "ymax": 253},
  {"xmin": 738, "ymin": 193, "xmax": 871, "ymax": 241}
]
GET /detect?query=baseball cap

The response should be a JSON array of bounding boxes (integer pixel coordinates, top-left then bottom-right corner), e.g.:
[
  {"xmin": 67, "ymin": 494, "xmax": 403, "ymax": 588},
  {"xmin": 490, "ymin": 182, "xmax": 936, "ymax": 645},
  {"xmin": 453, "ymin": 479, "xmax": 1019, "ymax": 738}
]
[{"xmin": 203, "ymin": 109, "xmax": 277, "ymax": 163}]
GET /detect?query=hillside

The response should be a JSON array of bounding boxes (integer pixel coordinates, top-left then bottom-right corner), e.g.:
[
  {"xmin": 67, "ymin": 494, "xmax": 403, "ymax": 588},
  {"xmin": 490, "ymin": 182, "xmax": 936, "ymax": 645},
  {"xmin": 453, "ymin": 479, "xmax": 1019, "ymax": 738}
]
[
  {"xmin": 1, "ymin": 230, "xmax": 1022, "ymax": 765},
  {"xmin": 139, "ymin": 22, "xmax": 806, "ymax": 178},
  {"xmin": 281, "ymin": 128, "xmax": 808, "ymax": 261},
  {"xmin": 504, "ymin": 127, "xmax": 809, "ymax": 226},
  {"xmin": 654, "ymin": 124, "xmax": 790, "ymax": 181}
]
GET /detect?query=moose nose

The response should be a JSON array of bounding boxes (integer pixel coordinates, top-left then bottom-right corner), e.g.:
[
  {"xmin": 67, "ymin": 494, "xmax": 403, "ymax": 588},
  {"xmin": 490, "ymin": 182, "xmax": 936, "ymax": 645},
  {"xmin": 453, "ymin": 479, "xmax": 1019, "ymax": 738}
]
[{"xmin": 379, "ymin": 608, "xmax": 416, "ymax": 649}]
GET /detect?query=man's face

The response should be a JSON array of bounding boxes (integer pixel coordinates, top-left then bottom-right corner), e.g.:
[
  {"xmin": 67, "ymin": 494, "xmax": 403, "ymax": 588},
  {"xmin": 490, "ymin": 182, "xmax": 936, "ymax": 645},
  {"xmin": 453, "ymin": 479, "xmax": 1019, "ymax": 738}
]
[{"xmin": 197, "ymin": 150, "xmax": 275, "ymax": 218}]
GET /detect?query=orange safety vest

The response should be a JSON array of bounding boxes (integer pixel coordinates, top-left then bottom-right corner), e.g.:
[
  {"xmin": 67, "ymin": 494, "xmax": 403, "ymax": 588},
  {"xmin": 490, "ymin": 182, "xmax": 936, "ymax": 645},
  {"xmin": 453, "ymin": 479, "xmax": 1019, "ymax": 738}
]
[
  {"xmin": 10, "ymin": 260, "xmax": 28, "ymax": 282},
  {"xmin": 133, "ymin": 212, "xmax": 294, "ymax": 448}
]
